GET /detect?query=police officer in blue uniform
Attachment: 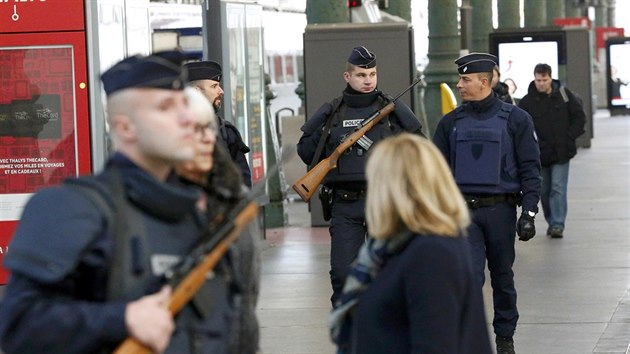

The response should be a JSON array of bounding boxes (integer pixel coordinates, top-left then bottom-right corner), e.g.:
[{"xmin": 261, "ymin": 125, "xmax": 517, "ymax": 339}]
[
  {"xmin": 0, "ymin": 51, "xmax": 232, "ymax": 354},
  {"xmin": 432, "ymin": 53, "xmax": 541, "ymax": 354},
  {"xmin": 297, "ymin": 46, "xmax": 423, "ymax": 306},
  {"xmin": 184, "ymin": 61, "xmax": 252, "ymax": 187}
]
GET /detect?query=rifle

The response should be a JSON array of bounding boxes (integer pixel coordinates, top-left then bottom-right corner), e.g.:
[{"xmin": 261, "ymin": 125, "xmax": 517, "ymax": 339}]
[
  {"xmin": 291, "ymin": 78, "xmax": 422, "ymax": 202},
  {"xmin": 113, "ymin": 201, "xmax": 258, "ymax": 354},
  {"xmin": 112, "ymin": 146, "xmax": 295, "ymax": 354}
]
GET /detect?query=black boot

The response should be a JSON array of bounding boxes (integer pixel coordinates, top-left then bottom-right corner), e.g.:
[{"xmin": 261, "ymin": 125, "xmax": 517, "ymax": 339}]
[{"xmin": 496, "ymin": 336, "xmax": 515, "ymax": 354}]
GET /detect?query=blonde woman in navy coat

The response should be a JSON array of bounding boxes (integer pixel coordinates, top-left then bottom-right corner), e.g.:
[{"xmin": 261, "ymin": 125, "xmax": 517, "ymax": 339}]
[{"xmin": 330, "ymin": 134, "xmax": 492, "ymax": 354}]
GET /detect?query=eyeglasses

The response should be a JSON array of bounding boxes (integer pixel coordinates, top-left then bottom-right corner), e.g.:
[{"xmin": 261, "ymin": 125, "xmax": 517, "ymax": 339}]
[{"xmin": 193, "ymin": 122, "xmax": 218, "ymax": 138}]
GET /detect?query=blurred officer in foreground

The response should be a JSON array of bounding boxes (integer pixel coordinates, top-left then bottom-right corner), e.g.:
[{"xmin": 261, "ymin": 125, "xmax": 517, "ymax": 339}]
[
  {"xmin": 432, "ymin": 53, "xmax": 541, "ymax": 354},
  {"xmin": 329, "ymin": 134, "xmax": 492, "ymax": 354},
  {"xmin": 0, "ymin": 51, "xmax": 225, "ymax": 354},
  {"xmin": 518, "ymin": 63, "xmax": 585, "ymax": 239},
  {"xmin": 297, "ymin": 46, "xmax": 423, "ymax": 307},
  {"xmin": 184, "ymin": 60, "xmax": 252, "ymax": 187},
  {"xmin": 175, "ymin": 88, "xmax": 261, "ymax": 354}
]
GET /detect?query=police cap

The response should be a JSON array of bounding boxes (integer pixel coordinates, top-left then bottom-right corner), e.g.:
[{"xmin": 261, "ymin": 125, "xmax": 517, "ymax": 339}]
[
  {"xmin": 101, "ymin": 50, "xmax": 188, "ymax": 96},
  {"xmin": 184, "ymin": 60, "xmax": 223, "ymax": 82},
  {"xmin": 455, "ymin": 52, "xmax": 498, "ymax": 74},
  {"xmin": 347, "ymin": 46, "xmax": 376, "ymax": 69}
]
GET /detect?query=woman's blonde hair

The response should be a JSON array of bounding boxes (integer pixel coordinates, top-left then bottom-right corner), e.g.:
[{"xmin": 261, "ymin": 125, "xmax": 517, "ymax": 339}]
[{"xmin": 365, "ymin": 133, "xmax": 470, "ymax": 239}]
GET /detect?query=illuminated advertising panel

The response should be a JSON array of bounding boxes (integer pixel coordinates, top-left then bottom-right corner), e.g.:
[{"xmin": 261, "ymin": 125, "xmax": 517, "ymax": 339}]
[
  {"xmin": 497, "ymin": 41, "xmax": 559, "ymax": 100},
  {"xmin": 490, "ymin": 31, "xmax": 565, "ymax": 100},
  {"xmin": 0, "ymin": 46, "xmax": 79, "ymax": 197},
  {"xmin": 606, "ymin": 37, "xmax": 630, "ymax": 110}
]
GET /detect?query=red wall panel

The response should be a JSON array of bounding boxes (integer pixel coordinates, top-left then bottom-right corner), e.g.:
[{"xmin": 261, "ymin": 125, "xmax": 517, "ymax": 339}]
[
  {"xmin": 0, "ymin": 30, "xmax": 91, "ymax": 283},
  {"xmin": 0, "ymin": 0, "xmax": 85, "ymax": 33}
]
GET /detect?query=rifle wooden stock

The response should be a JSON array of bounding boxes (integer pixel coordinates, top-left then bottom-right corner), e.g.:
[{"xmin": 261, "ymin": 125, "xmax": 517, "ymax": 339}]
[
  {"xmin": 292, "ymin": 102, "xmax": 395, "ymax": 202},
  {"xmin": 113, "ymin": 202, "xmax": 259, "ymax": 354}
]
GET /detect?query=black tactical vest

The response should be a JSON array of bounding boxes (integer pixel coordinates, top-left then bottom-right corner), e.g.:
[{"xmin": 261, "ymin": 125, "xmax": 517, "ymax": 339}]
[{"xmin": 323, "ymin": 92, "xmax": 393, "ymax": 185}]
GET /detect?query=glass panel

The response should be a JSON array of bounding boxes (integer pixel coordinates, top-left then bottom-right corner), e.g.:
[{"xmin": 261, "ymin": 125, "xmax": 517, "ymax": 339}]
[
  {"xmin": 246, "ymin": 4, "xmax": 266, "ymax": 184},
  {"xmin": 285, "ymin": 54, "xmax": 295, "ymax": 83},
  {"xmin": 274, "ymin": 55, "xmax": 284, "ymax": 84},
  {"xmin": 225, "ymin": 3, "xmax": 247, "ymax": 136}
]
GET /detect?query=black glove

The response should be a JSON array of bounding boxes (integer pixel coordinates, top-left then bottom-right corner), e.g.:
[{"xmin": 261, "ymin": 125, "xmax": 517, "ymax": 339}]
[{"xmin": 517, "ymin": 213, "xmax": 536, "ymax": 241}]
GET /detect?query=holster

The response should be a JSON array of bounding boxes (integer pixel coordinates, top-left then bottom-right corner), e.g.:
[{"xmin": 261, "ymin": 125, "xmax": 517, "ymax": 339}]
[{"xmin": 319, "ymin": 186, "xmax": 333, "ymax": 221}]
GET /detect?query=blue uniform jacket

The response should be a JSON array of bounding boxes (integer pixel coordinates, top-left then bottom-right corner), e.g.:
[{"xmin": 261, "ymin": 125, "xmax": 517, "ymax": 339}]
[
  {"xmin": 432, "ymin": 93, "xmax": 541, "ymax": 212},
  {"xmin": 218, "ymin": 116, "xmax": 252, "ymax": 188}
]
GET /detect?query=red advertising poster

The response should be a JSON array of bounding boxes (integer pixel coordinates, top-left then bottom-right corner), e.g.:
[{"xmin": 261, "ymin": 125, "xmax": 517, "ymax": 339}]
[
  {"xmin": 0, "ymin": 32, "xmax": 91, "ymax": 283},
  {"xmin": 251, "ymin": 151, "xmax": 264, "ymax": 183},
  {"xmin": 0, "ymin": 46, "xmax": 78, "ymax": 192}
]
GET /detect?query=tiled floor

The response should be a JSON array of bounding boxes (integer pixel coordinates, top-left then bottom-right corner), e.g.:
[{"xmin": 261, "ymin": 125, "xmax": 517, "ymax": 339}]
[{"xmin": 257, "ymin": 111, "xmax": 630, "ymax": 354}]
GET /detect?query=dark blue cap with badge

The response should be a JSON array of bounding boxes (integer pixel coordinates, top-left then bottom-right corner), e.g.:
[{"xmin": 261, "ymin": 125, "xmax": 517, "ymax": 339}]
[
  {"xmin": 101, "ymin": 50, "xmax": 188, "ymax": 96},
  {"xmin": 347, "ymin": 46, "xmax": 376, "ymax": 69},
  {"xmin": 184, "ymin": 61, "xmax": 223, "ymax": 82},
  {"xmin": 455, "ymin": 52, "xmax": 498, "ymax": 74}
]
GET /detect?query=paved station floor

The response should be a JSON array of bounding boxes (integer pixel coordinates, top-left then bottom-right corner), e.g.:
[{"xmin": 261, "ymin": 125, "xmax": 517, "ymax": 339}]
[{"xmin": 258, "ymin": 110, "xmax": 630, "ymax": 354}]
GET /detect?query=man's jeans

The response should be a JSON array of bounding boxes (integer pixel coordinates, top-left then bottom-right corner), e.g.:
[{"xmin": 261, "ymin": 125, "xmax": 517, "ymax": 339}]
[{"xmin": 541, "ymin": 162, "xmax": 570, "ymax": 230}]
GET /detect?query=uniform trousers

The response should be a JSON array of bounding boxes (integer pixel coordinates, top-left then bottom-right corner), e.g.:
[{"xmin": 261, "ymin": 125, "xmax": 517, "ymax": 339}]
[
  {"xmin": 467, "ymin": 201, "xmax": 519, "ymax": 338},
  {"xmin": 328, "ymin": 194, "xmax": 367, "ymax": 306}
]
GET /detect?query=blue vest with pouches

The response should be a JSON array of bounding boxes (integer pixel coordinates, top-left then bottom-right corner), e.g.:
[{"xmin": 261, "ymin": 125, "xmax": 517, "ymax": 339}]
[
  {"xmin": 451, "ymin": 102, "xmax": 520, "ymax": 194},
  {"xmin": 323, "ymin": 91, "xmax": 393, "ymax": 185}
]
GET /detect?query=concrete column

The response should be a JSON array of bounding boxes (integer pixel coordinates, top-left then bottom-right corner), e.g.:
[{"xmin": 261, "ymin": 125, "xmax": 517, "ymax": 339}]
[
  {"xmin": 423, "ymin": 0, "xmax": 460, "ymax": 136},
  {"xmin": 263, "ymin": 99, "xmax": 288, "ymax": 228},
  {"xmin": 460, "ymin": 0, "xmax": 473, "ymax": 51},
  {"xmin": 385, "ymin": 0, "xmax": 412, "ymax": 22},
  {"xmin": 524, "ymin": 0, "xmax": 547, "ymax": 27},
  {"xmin": 565, "ymin": 0, "xmax": 584, "ymax": 17},
  {"xmin": 497, "ymin": 0, "xmax": 520, "ymax": 29},
  {"xmin": 546, "ymin": 0, "xmax": 565, "ymax": 25},
  {"xmin": 607, "ymin": 0, "xmax": 616, "ymax": 27},
  {"xmin": 471, "ymin": 0, "xmax": 493, "ymax": 52},
  {"xmin": 305, "ymin": 0, "xmax": 348, "ymax": 24},
  {"xmin": 594, "ymin": 0, "xmax": 608, "ymax": 27},
  {"xmin": 262, "ymin": 72, "xmax": 287, "ymax": 228}
]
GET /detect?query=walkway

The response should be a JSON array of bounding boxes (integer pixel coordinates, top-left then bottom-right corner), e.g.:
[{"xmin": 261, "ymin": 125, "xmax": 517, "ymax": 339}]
[{"xmin": 258, "ymin": 110, "xmax": 630, "ymax": 354}]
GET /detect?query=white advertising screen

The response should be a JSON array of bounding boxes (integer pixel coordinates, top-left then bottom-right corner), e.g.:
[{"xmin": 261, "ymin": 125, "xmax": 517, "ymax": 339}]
[
  {"xmin": 497, "ymin": 41, "xmax": 559, "ymax": 100},
  {"xmin": 609, "ymin": 41, "xmax": 630, "ymax": 107}
]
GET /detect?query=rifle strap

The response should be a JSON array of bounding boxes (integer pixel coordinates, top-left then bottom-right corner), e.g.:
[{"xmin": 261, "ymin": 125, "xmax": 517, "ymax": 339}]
[{"xmin": 309, "ymin": 97, "xmax": 342, "ymax": 170}]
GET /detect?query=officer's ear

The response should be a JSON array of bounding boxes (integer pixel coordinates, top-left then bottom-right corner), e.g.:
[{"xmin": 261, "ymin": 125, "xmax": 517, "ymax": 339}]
[
  {"xmin": 343, "ymin": 71, "xmax": 351, "ymax": 83},
  {"xmin": 479, "ymin": 73, "xmax": 490, "ymax": 86},
  {"xmin": 110, "ymin": 114, "xmax": 136, "ymax": 142}
]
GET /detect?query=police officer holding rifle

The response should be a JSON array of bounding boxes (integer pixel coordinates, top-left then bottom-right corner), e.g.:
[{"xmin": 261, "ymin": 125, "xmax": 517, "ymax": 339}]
[{"xmin": 297, "ymin": 46, "xmax": 424, "ymax": 307}]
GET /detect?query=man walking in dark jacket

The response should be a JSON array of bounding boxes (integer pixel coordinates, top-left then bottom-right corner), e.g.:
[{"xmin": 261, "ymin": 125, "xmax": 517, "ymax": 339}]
[{"xmin": 519, "ymin": 63, "xmax": 586, "ymax": 238}]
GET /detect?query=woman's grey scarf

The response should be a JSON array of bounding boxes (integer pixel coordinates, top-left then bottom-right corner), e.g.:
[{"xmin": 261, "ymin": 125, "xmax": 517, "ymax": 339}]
[{"xmin": 328, "ymin": 229, "xmax": 413, "ymax": 347}]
